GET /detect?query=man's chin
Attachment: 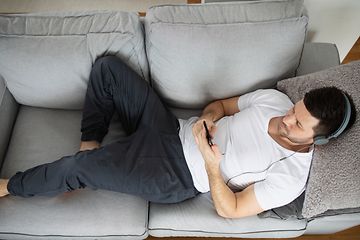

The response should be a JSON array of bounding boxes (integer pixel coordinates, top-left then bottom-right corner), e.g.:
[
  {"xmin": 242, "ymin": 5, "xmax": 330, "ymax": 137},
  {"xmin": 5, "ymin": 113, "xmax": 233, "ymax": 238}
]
[
  {"xmin": 280, "ymin": 133, "xmax": 299, "ymax": 145},
  {"xmin": 279, "ymin": 128, "xmax": 289, "ymax": 138}
]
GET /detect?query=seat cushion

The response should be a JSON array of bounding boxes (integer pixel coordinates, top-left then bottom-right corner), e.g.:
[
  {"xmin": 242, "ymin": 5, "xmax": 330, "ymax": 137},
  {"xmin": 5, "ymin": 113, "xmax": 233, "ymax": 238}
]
[
  {"xmin": 144, "ymin": 0, "xmax": 308, "ymax": 108},
  {"xmin": 148, "ymin": 192, "xmax": 307, "ymax": 238},
  {"xmin": 0, "ymin": 10, "xmax": 149, "ymax": 110},
  {"xmin": 305, "ymin": 211, "xmax": 360, "ymax": 234},
  {"xmin": 0, "ymin": 106, "xmax": 148, "ymax": 239}
]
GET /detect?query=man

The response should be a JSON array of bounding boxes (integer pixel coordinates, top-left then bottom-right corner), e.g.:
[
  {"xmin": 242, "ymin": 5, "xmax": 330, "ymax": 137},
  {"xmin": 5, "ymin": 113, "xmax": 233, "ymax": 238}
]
[{"xmin": 0, "ymin": 56, "xmax": 355, "ymax": 219}]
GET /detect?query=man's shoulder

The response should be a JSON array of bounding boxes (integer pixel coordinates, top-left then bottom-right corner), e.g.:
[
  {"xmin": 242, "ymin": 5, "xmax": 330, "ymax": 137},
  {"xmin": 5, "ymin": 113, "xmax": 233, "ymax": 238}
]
[
  {"xmin": 251, "ymin": 88, "xmax": 289, "ymax": 99},
  {"xmin": 246, "ymin": 89, "xmax": 293, "ymax": 108}
]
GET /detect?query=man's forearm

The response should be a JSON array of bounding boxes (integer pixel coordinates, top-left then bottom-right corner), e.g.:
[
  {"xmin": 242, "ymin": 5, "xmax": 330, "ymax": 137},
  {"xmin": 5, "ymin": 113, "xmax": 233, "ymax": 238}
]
[
  {"xmin": 206, "ymin": 164, "xmax": 237, "ymax": 218},
  {"xmin": 195, "ymin": 99, "xmax": 235, "ymax": 217},
  {"xmin": 199, "ymin": 100, "xmax": 225, "ymax": 122}
]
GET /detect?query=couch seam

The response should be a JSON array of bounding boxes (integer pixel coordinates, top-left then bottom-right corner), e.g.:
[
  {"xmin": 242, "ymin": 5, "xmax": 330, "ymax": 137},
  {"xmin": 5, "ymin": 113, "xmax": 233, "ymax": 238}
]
[
  {"xmin": 307, "ymin": 210, "xmax": 360, "ymax": 221},
  {"xmin": 147, "ymin": 0, "xmax": 296, "ymax": 12},
  {"xmin": 0, "ymin": 232, "xmax": 147, "ymax": 238},
  {"xmin": 128, "ymin": 35, "xmax": 146, "ymax": 81},
  {"xmin": 333, "ymin": 43, "xmax": 341, "ymax": 65},
  {"xmin": 0, "ymin": 79, "xmax": 6, "ymax": 105},
  {"xmin": 148, "ymin": 225, "xmax": 307, "ymax": 235},
  {"xmin": 295, "ymin": 16, "xmax": 309, "ymax": 76},
  {"xmin": 147, "ymin": 16, "xmax": 306, "ymax": 26},
  {"xmin": 0, "ymin": 32, "xmax": 133, "ymax": 37}
]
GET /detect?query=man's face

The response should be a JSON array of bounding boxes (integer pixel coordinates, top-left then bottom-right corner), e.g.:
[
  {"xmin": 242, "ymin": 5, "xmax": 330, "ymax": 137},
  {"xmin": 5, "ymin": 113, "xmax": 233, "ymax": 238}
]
[{"xmin": 278, "ymin": 99, "xmax": 320, "ymax": 145}]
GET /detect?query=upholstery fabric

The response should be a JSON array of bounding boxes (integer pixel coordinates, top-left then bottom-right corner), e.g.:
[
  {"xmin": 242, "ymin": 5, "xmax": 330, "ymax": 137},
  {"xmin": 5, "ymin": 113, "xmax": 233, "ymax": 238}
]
[
  {"xmin": 0, "ymin": 10, "xmax": 149, "ymax": 109},
  {"xmin": 0, "ymin": 75, "xmax": 18, "ymax": 168},
  {"xmin": 144, "ymin": 0, "xmax": 308, "ymax": 108},
  {"xmin": 148, "ymin": 192, "xmax": 307, "ymax": 238},
  {"xmin": 1, "ymin": 0, "xmax": 358, "ymax": 237},
  {"xmin": 296, "ymin": 43, "xmax": 340, "ymax": 76},
  {"xmin": 0, "ymin": 106, "xmax": 148, "ymax": 239},
  {"xmin": 304, "ymin": 211, "xmax": 360, "ymax": 234},
  {"xmin": 277, "ymin": 60, "xmax": 360, "ymax": 218}
]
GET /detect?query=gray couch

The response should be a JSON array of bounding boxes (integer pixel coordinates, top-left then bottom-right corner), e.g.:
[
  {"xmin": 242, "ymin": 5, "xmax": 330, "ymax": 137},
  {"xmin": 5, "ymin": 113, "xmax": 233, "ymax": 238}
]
[{"xmin": 0, "ymin": 0, "xmax": 359, "ymax": 239}]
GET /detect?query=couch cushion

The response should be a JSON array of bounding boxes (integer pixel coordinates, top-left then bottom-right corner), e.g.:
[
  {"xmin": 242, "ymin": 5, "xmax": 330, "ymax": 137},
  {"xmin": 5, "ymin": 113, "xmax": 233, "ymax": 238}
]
[
  {"xmin": 0, "ymin": 75, "xmax": 19, "ymax": 169},
  {"xmin": 0, "ymin": 106, "xmax": 148, "ymax": 239},
  {"xmin": 144, "ymin": 0, "xmax": 308, "ymax": 108},
  {"xmin": 149, "ymin": 192, "xmax": 307, "ymax": 238},
  {"xmin": 304, "ymin": 211, "xmax": 360, "ymax": 234},
  {"xmin": 276, "ymin": 60, "xmax": 360, "ymax": 219},
  {"xmin": 0, "ymin": 10, "xmax": 149, "ymax": 110},
  {"xmin": 296, "ymin": 43, "xmax": 340, "ymax": 76}
]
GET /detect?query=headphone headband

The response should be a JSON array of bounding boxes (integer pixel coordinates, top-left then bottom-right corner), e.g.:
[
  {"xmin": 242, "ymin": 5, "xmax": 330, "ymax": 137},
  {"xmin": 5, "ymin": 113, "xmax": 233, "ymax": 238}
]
[{"xmin": 314, "ymin": 92, "xmax": 351, "ymax": 145}]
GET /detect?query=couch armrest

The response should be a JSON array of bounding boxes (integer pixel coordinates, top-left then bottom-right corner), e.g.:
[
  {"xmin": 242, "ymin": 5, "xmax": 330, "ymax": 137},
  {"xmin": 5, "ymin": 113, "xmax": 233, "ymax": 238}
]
[
  {"xmin": 296, "ymin": 42, "xmax": 340, "ymax": 76},
  {"xmin": 0, "ymin": 75, "xmax": 19, "ymax": 170}
]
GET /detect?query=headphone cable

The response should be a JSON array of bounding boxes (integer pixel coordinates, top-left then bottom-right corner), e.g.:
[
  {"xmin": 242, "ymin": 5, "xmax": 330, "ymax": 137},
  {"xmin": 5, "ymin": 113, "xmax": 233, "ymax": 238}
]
[{"xmin": 225, "ymin": 144, "xmax": 314, "ymax": 187}]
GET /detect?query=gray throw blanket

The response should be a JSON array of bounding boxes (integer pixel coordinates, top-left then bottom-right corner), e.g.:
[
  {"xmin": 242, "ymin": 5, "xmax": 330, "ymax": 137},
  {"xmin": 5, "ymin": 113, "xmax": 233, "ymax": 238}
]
[{"xmin": 276, "ymin": 60, "xmax": 360, "ymax": 218}]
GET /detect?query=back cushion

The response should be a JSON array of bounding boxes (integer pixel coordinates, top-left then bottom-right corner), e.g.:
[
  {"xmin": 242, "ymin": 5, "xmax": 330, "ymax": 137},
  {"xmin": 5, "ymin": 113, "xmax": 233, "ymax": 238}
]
[
  {"xmin": 144, "ymin": 0, "xmax": 308, "ymax": 108},
  {"xmin": 0, "ymin": 11, "xmax": 149, "ymax": 109}
]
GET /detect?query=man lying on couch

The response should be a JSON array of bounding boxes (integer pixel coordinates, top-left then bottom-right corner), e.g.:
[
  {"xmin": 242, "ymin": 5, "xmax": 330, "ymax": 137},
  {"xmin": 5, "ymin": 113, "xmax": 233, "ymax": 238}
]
[{"xmin": 0, "ymin": 56, "xmax": 356, "ymax": 219}]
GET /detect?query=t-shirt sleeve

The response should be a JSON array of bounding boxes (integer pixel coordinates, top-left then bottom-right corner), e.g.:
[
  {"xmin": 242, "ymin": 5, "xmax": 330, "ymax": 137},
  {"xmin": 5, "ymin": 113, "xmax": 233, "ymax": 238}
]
[
  {"xmin": 253, "ymin": 172, "xmax": 306, "ymax": 211},
  {"xmin": 237, "ymin": 89, "xmax": 294, "ymax": 111}
]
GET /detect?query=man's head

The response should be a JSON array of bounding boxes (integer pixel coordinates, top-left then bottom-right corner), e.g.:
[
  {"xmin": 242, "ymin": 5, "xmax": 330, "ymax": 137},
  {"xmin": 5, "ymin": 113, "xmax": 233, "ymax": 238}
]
[{"xmin": 279, "ymin": 87, "xmax": 356, "ymax": 145}]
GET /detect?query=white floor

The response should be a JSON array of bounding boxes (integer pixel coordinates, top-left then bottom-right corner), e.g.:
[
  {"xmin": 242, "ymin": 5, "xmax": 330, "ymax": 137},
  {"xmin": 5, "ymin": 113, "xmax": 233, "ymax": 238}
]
[{"xmin": 0, "ymin": 0, "xmax": 359, "ymax": 61}]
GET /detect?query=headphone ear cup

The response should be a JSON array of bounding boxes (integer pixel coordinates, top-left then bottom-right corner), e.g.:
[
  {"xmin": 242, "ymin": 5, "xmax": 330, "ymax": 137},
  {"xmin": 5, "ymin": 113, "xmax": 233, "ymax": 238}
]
[{"xmin": 314, "ymin": 136, "xmax": 329, "ymax": 145}]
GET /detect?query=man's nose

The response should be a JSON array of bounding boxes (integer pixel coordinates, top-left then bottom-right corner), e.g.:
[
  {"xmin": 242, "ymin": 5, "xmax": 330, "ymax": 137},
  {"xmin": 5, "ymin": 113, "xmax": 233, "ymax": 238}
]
[{"xmin": 283, "ymin": 114, "xmax": 296, "ymax": 127}]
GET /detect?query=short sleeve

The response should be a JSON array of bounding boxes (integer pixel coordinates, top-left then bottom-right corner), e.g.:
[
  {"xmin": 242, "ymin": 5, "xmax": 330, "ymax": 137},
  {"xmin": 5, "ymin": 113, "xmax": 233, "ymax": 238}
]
[
  {"xmin": 237, "ymin": 89, "xmax": 294, "ymax": 111},
  {"xmin": 253, "ymin": 173, "xmax": 306, "ymax": 211}
]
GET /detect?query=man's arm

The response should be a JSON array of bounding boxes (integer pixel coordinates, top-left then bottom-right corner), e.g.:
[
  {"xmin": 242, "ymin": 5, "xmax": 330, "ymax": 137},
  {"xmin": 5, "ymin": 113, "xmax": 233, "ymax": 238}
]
[
  {"xmin": 206, "ymin": 162, "xmax": 264, "ymax": 218},
  {"xmin": 193, "ymin": 119, "xmax": 264, "ymax": 219},
  {"xmin": 193, "ymin": 96, "xmax": 240, "ymax": 142},
  {"xmin": 199, "ymin": 96, "xmax": 240, "ymax": 122}
]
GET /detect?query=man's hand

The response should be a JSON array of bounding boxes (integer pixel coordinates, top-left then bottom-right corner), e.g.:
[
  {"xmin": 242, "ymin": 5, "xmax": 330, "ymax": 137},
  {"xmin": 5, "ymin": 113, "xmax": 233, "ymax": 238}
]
[
  {"xmin": 192, "ymin": 118, "xmax": 217, "ymax": 145},
  {"xmin": 192, "ymin": 119, "xmax": 221, "ymax": 170}
]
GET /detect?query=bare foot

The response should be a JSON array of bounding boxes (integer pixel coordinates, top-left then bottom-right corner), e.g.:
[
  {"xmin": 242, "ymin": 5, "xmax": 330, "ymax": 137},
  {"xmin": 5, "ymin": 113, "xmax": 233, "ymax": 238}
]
[
  {"xmin": 0, "ymin": 179, "xmax": 9, "ymax": 197},
  {"xmin": 79, "ymin": 140, "xmax": 100, "ymax": 152}
]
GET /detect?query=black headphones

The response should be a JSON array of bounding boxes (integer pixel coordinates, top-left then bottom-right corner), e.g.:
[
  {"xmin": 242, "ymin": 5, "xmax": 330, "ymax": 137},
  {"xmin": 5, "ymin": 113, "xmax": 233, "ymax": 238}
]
[
  {"xmin": 313, "ymin": 92, "xmax": 352, "ymax": 145},
  {"xmin": 226, "ymin": 92, "xmax": 352, "ymax": 187}
]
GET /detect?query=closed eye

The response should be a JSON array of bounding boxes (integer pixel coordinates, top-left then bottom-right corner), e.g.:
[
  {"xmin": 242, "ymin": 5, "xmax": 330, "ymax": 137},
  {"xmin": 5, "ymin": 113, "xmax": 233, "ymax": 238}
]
[{"xmin": 293, "ymin": 107, "xmax": 303, "ymax": 129}]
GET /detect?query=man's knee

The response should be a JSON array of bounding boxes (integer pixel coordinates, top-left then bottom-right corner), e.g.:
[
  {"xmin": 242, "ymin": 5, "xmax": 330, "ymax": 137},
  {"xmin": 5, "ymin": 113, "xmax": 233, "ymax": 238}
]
[
  {"xmin": 93, "ymin": 55, "xmax": 125, "ymax": 70},
  {"xmin": 90, "ymin": 55, "xmax": 125, "ymax": 92}
]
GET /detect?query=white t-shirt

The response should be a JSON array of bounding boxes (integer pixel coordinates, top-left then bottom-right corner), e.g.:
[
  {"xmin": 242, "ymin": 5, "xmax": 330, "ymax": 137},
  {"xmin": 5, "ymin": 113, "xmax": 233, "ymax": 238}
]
[{"xmin": 178, "ymin": 89, "xmax": 314, "ymax": 211}]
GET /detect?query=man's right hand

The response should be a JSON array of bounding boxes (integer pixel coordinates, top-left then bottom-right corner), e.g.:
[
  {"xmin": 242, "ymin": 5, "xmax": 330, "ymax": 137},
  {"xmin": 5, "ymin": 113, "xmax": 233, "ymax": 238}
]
[{"xmin": 192, "ymin": 117, "xmax": 217, "ymax": 145}]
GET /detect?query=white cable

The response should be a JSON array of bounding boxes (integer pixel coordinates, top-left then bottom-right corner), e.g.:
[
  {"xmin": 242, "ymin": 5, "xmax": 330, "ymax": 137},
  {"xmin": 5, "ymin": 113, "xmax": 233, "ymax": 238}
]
[{"xmin": 225, "ymin": 144, "xmax": 313, "ymax": 186}]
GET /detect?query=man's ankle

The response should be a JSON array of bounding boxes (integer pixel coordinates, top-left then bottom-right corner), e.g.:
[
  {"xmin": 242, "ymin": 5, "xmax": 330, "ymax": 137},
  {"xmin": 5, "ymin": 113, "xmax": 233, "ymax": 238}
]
[
  {"xmin": 0, "ymin": 179, "xmax": 10, "ymax": 197},
  {"xmin": 79, "ymin": 140, "xmax": 100, "ymax": 151}
]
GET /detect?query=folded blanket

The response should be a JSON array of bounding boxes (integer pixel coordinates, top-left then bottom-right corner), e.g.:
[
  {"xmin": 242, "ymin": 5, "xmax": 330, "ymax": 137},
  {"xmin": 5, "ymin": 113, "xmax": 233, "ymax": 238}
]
[{"xmin": 276, "ymin": 60, "xmax": 360, "ymax": 218}]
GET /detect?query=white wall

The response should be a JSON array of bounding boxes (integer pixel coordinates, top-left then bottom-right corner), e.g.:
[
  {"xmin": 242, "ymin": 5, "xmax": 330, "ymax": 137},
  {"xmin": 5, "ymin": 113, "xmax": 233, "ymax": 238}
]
[{"xmin": 304, "ymin": 0, "xmax": 360, "ymax": 61}]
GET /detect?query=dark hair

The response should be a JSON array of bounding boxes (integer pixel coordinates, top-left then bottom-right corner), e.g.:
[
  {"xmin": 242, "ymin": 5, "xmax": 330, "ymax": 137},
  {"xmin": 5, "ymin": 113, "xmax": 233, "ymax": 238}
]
[{"xmin": 303, "ymin": 86, "xmax": 356, "ymax": 137}]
